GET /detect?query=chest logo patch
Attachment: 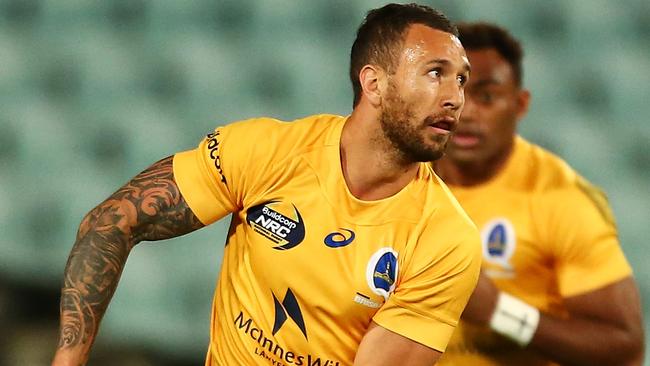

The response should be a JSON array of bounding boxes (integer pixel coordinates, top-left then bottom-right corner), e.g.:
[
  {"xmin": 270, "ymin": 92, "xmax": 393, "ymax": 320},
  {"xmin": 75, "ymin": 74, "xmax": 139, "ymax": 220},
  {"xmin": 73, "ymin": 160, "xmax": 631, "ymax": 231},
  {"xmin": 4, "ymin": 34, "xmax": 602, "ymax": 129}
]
[
  {"xmin": 324, "ymin": 228, "xmax": 355, "ymax": 248},
  {"xmin": 366, "ymin": 248, "xmax": 398, "ymax": 300},
  {"xmin": 481, "ymin": 218, "xmax": 516, "ymax": 271},
  {"xmin": 246, "ymin": 200, "xmax": 306, "ymax": 250}
]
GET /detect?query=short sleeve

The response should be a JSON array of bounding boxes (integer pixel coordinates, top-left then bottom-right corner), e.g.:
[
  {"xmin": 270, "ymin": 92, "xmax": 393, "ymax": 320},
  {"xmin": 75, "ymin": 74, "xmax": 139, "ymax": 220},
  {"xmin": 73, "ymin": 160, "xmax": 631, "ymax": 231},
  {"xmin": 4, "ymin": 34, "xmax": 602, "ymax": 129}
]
[
  {"xmin": 544, "ymin": 178, "xmax": 632, "ymax": 297},
  {"xmin": 372, "ymin": 222, "xmax": 482, "ymax": 352},
  {"xmin": 173, "ymin": 119, "xmax": 275, "ymax": 225}
]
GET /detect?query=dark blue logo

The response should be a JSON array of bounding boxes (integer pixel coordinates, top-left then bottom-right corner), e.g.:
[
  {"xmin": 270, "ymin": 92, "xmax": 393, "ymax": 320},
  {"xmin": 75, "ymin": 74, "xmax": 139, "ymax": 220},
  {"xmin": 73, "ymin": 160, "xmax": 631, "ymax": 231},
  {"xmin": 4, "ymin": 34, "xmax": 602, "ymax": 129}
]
[
  {"xmin": 487, "ymin": 224, "xmax": 507, "ymax": 256},
  {"xmin": 324, "ymin": 228, "xmax": 355, "ymax": 248},
  {"xmin": 373, "ymin": 253, "xmax": 397, "ymax": 292},
  {"xmin": 272, "ymin": 288, "xmax": 307, "ymax": 340},
  {"xmin": 246, "ymin": 201, "xmax": 305, "ymax": 250},
  {"xmin": 366, "ymin": 248, "xmax": 398, "ymax": 299}
]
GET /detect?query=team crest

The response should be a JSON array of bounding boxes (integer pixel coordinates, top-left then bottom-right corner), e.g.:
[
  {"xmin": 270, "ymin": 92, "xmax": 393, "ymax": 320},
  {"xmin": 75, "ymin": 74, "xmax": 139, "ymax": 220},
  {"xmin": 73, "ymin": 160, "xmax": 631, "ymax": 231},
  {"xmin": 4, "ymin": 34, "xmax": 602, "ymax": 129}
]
[
  {"xmin": 481, "ymin": 218, "xmax": 516, "ymax": 274},
  {"xmin": 366, "ymin": 248, "xmax": 398, "ymax": 300}
]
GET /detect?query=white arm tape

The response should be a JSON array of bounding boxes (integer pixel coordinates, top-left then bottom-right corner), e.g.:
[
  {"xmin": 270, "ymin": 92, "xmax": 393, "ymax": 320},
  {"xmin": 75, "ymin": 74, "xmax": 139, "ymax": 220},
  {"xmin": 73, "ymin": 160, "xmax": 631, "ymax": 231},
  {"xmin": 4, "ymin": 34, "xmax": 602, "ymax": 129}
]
[{"xmin": 489, "ymin": 292, "xmax": 540, "ymax": 346}]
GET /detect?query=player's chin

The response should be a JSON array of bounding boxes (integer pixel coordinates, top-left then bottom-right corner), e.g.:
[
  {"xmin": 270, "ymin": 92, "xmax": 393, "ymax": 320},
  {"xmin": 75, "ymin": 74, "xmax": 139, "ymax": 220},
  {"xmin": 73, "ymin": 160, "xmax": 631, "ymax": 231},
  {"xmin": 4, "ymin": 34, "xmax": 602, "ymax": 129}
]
[
  {"xmin": 427, "ymin": 137, "xmax": 450, "ymax": 154},
  {"xmin": 419, "ymin": 144, "xmax": 445, "ymax": 162},
  {"xmin": 427, "ymin": 149, "xmax": 445, "ymax": 162}
]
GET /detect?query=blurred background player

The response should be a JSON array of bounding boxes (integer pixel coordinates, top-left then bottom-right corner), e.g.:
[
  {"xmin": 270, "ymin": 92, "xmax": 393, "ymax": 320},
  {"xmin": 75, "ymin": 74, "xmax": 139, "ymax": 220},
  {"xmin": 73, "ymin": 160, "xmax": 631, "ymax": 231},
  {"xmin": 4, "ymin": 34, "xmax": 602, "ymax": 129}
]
[{"xmin": 434, "ymin": 22, "xmax": 645, "ymax": 366}]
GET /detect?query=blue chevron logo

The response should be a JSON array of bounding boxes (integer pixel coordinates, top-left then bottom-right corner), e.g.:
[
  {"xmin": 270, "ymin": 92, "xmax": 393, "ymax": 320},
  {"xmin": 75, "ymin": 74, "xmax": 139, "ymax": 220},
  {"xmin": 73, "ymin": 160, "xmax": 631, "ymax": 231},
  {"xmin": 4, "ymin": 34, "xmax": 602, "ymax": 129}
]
[{"xmin": 272, "ymin": 288, "xmax": 308, "ymax": 340}]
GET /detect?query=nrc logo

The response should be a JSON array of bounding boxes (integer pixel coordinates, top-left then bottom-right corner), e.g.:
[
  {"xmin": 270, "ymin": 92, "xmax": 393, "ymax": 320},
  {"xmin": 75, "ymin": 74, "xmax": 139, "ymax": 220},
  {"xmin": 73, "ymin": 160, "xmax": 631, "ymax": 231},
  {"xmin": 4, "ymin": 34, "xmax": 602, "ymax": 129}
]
[
  {"xmin": 246, "ymin": 201, "xmax": 306, "ymax": 250},
  {"xmin": 255, "ymin": 209, "xmax": 294, "ymax": 238},
  {"xmin": 272, "ymin": 289, "xmax": 308, "ymax": 340},
  {"xmin": 324, "ymin": 228, "xmax": 355, "ymax": 248}
]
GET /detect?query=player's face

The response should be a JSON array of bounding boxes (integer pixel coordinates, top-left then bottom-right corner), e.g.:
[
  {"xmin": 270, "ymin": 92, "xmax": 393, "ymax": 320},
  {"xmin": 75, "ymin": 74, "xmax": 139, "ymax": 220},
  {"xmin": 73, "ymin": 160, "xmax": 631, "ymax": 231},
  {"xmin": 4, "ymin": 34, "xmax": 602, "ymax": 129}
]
[
  {"xmin": 446, "ymin": 48, "xmax": 528, "ymax": 165},
  {"xmin": 380, "ymin": 24, "xmax": 469, "ymax": 162}
]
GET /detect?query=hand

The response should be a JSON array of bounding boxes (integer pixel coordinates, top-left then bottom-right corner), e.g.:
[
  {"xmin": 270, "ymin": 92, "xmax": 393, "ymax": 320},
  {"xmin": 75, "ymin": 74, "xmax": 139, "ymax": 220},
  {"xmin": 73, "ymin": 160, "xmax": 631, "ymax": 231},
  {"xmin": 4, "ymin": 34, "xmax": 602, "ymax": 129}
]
[{"xmin": 461, "ymin": 271, "xmax": 499, "ymax": 326}]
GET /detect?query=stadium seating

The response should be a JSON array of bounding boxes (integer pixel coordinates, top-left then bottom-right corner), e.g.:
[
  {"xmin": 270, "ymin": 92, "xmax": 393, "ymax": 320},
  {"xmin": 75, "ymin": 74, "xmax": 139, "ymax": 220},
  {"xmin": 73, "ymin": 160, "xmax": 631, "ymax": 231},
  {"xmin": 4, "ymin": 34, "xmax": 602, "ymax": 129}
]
[{"xmin": 0, "ymin": 0, "xmax": 648, "ymax": 363}]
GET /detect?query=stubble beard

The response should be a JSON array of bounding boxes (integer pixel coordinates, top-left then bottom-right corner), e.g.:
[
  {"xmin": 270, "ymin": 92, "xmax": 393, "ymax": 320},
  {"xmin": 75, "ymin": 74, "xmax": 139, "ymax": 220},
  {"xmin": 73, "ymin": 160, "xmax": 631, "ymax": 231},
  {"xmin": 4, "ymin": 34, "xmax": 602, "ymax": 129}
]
[{"xmin": 379, "ymin": 87, "xmax": 447, "ymax": 164}]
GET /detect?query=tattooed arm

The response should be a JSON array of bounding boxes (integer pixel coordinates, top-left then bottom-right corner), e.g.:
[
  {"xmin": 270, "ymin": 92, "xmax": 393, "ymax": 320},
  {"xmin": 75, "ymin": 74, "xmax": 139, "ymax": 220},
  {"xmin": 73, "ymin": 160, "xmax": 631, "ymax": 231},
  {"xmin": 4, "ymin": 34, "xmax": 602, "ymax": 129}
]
[{"xmin": 51, "ymin": 156, "xmax": 204, "ymax": 366}]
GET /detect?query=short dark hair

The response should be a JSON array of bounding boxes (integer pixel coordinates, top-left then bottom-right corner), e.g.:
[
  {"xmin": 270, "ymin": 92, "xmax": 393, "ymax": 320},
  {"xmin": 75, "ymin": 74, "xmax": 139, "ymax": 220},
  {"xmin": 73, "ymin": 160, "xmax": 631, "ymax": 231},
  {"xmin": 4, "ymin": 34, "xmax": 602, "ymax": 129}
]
[
  {"xmin": 350, "ymin": 3, "xmax": 458, "ymax": 107},
  {"xmin": 457, "ymin": 22, "xmax": 524, "ymax": 86}
]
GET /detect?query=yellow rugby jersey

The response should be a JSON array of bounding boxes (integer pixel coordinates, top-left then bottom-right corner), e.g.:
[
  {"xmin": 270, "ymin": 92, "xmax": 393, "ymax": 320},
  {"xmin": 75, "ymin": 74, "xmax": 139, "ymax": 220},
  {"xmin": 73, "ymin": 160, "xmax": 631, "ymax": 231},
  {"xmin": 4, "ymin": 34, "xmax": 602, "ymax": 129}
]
[
  {"xmin": 173, "ymin": 114, "xmax": 481, "ymax": 366},
  {"xmin": 438, "ymin": 136, "xmax": 632, "ymax": 366}
]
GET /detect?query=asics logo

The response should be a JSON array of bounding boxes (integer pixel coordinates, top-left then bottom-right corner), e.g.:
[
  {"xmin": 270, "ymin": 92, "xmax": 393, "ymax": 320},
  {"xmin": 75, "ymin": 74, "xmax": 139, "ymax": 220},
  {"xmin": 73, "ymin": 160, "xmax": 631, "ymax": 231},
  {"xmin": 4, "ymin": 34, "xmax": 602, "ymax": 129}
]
[{"xmin": 324, "ymin": 228, "xmax": 355, "ymax": 248}]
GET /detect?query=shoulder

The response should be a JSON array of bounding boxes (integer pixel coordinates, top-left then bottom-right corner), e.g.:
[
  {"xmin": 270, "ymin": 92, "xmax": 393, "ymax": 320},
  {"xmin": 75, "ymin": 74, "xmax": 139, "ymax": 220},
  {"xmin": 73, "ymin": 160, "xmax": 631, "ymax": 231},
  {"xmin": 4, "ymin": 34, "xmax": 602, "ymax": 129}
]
[
  {"xmin": 226, "ymin": 114, "xmax": 344, "ymax": 146},
  {"xmin": 514, "ymin": 137, "xmax": 580, "ymax": 192},
  {"xmin": 217, "ymin": 113, "xmax": 345, "ymax": 164},
  {"xmin": 518, "ymin": 138, "xmax": 616, "ymax": 226},
  {"xmin": 516, "ymin": 137, "xmax": 607, "ymax": 199}
]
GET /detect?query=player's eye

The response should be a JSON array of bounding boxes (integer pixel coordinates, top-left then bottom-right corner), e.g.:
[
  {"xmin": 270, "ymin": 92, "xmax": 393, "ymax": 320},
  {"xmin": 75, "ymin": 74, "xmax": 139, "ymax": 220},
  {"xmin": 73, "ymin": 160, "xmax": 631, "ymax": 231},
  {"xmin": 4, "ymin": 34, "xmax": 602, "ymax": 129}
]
[
  {"xmin": 428, "ymin": 68, "xmax": 442, "ymax": 78},
  {"xmin": 457, "ymin": 74, "xmax": 468, "ymax": 86}
]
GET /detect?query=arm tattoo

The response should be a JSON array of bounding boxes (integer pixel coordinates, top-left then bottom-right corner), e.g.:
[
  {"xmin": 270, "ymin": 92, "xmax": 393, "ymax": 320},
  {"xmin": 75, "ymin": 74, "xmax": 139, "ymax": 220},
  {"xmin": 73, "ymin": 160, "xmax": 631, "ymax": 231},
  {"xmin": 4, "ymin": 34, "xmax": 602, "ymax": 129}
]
[{"xmin": 57, "ymin": 156, "xmax": 204, "ymax": 354}]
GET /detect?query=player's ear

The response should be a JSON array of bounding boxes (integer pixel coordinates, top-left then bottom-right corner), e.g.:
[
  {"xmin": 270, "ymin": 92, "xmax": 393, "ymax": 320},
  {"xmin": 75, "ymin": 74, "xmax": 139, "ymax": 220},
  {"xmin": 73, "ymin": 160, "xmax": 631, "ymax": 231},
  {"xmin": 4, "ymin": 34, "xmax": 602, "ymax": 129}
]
[
  {"xmin": 359, "ymin": 65, "xmax": 385, "ymax": 107},
  {"xmin": 515, "ymin": 89, "xmax": 530, "ymax": 122}
]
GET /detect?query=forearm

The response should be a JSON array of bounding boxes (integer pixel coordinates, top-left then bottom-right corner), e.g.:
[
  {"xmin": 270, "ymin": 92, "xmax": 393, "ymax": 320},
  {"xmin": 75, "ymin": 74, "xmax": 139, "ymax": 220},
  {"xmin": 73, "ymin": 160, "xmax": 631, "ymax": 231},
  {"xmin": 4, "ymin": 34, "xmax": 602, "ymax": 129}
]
[
  {"xmin": 530, "ymin": 312, "xmax": 643, "ymax": 366},
  {"xmin": 481, "ymin": 286, "xmax": 643, "ymax": 366},
  {"xmin": 53, "ymin": 206, "xmax": 135, "ymax": 365},
  {"xmin": 52, "ymin": 156, "xmax": 205, "ymax": 365}
]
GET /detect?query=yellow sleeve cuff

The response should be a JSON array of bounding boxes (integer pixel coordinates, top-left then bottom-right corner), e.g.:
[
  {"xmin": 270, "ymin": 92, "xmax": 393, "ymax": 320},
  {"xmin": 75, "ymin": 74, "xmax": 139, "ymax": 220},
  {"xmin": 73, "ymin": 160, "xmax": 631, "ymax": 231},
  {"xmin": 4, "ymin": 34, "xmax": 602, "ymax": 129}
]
[
  {"xmin": 372, "ymin": 299, "xmax": 456, "ymax": 352},
  {"xmin": 173, "ymin": 150, "xmax": 233, "ymax": 225}
]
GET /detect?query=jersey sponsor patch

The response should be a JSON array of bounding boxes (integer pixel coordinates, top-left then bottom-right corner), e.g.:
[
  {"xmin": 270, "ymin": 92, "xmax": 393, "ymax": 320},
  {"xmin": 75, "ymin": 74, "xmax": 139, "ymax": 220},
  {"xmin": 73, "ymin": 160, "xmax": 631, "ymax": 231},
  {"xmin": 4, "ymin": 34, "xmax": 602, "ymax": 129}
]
[
  {"xmin": 366, "ymin": 248, "xmax": 398, "ymax": 300},
  {"xmin": 246, "ymin": 200, "xmax": 306, "ymax": 250},
  {"xmin": 234, "ymin": 304, "xmax": 342, "ymax": 366}
]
